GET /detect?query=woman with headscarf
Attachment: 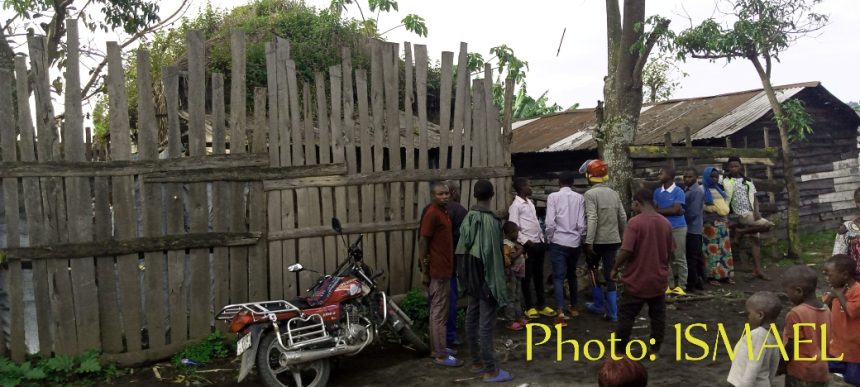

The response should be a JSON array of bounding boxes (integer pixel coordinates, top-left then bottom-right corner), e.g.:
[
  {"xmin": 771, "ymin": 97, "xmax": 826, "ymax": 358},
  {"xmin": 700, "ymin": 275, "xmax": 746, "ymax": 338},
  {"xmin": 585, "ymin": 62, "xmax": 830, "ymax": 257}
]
[{"xmin": 702, "ymin": 166, "xmax": 735, "ymax": 284}]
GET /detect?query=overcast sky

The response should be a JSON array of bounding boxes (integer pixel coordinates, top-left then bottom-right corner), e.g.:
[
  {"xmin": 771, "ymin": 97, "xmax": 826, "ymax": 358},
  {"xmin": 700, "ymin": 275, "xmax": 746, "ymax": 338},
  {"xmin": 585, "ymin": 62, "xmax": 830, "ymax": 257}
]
[
  {"xmin": 204, "ymin": 0, "xmax": 854, "ymax": 109},
  {"xmin": 3, "ymin": 0, "xmax": 858, "ymax": 112}
]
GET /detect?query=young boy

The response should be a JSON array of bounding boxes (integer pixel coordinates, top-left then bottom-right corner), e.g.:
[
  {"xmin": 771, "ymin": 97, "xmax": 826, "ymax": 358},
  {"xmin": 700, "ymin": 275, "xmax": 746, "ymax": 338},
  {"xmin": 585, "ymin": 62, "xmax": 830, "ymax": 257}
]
[
  {"xmin": 612, "ymin": 188, "xmax": 675, "ymax": 354},
  {"xmin": 653, "ymin": 166, "xmax": 688, "ymax": 296},
  {"xmin": 546, "ymin": 171, "xmax": 586, "ymax": 326},
  {"xmin": 456, "ymin": 180, "xmax": 513, "ymax": 382},
  {"xmin": 823, "ymin": 254, "xmax": 860, "ymax": 386},
  {"xmin": 724, "ymin": 156, "xmax": 773, "ymax": 281},
  {"xmin": 781, "ymin": 265, "xmax": 831, "ymax": 387},
  {"xmin": 502, "ymin": 221, "xmax": 529, "ymax": 331},
  {"xmin": 727, "ymin": 291, "xmax": 782, "ymax": 387},
  {"xmin": 509, "ymin": 177, "xmax": 555, "ymax": 319}
]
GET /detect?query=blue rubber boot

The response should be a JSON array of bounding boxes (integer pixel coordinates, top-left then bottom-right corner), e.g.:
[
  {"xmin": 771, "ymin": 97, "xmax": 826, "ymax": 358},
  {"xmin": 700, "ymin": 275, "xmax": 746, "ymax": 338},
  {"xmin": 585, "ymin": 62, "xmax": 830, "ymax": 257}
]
[
  {"xmin": 585, "ymin": 287, "xmax": 605, "ymax": 315},
  {"xmin": 605, "ymin": 290, "xmax": 618, "ymax": 322}
]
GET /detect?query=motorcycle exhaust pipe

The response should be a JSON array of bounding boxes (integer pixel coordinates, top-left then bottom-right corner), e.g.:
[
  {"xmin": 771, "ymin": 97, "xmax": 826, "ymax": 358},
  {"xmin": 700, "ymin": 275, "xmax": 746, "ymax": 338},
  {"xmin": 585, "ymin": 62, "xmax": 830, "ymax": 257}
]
[{"xmin": 279, "ymin": 327, "xmax": 374, "ymax": 366}]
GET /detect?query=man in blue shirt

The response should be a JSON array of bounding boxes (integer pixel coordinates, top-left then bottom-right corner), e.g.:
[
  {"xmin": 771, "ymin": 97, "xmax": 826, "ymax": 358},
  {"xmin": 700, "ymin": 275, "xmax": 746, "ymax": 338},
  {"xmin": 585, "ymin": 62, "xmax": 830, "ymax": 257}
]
[
  {"xmin": 653, "ymin": 166, "xmax": 688, "ymax": 296},
  {"xmin": 683, "ymin": 168, "xmax": 705, "ymax": 292}
]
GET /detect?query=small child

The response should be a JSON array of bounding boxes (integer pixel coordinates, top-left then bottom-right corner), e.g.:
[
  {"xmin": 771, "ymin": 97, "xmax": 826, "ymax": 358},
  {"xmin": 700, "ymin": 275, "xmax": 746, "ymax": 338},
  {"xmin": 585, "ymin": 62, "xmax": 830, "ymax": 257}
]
[
  {"xmin": 502, "ymin": 221, "xmax": 528, "ymax": 331},
  {"xmin": 832, "ymin": 187, "xmax": 860, "ymax": 281},
  {"xmin": 781, "ymin": 265, "xmax": 831, "ymax": 387},
  {"xmin": 823, "ymin": 254, "xmax": 860, "ymax": 386},
  {"xmin": 598, "ymin": 357, "xmax": 647, "ymax": 387},
  {"xmin": 727, "ymin": 291, "xmax": 782, "ymax": 387}
]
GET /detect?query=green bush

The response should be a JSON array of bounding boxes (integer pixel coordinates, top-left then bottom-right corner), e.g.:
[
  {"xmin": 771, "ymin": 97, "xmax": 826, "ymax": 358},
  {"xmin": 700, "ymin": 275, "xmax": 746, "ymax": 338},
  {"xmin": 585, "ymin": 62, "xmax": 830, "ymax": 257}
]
[
  {"xmin": 399, "ymin": 287, "xmax": 465, "ymax": 334},
  {"xmin": 0, "ymin": 351, "xmax": 124, "ymax": 387},
  {"xmin": 172, "ymin": 330, "xmax": 232, "ymax": 367}
]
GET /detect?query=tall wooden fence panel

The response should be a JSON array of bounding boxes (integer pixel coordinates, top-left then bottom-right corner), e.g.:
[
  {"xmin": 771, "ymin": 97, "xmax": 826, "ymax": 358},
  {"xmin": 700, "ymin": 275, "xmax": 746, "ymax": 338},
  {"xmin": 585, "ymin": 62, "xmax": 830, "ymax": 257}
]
[{"xmin": 0, "ymin": 22, "xmax": 513, "ymax": 363}]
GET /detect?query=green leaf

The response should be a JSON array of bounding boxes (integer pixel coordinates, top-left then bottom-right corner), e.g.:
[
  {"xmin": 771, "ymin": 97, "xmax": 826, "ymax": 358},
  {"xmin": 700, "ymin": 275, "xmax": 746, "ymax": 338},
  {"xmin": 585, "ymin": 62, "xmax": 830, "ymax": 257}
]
[
  {"xmin": 401, "ymin": 14, "xmax": 426, "ymax": 37},
  {"xmin": 76, "ymin": 356, "xmax": 102, "ymax": 374},
  {"xmin": 43, "ymin": 354, "xmax": 75, "ymax": 373}
]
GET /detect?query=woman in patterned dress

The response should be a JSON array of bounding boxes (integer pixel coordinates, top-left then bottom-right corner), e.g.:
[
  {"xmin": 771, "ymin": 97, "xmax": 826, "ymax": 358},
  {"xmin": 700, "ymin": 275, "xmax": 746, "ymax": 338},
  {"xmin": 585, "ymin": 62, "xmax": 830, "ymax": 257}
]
[
  {"xmin": 832, "ymin": 186, "xmax": 860, "ymax": 280},
  {"xmin": 701, "ymin": 167, "xmax": 734, "ymax": 284}
]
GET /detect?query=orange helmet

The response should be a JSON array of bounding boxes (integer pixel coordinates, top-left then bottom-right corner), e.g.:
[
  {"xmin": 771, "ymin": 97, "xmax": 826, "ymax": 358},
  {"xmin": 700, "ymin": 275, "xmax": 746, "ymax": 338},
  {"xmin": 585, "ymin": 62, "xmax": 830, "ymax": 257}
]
[{"xmin": 579, "ymin": 159, "xmax": 609, "ymax": 182}]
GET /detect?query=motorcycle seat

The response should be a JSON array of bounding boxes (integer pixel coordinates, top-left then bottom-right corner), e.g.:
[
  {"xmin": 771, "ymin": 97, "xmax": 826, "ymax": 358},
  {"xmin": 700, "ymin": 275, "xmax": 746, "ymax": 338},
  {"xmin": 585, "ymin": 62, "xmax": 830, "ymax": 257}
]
[{"xmin": 289, "ymin": 297, "xmax": 312, "ymax": 309}]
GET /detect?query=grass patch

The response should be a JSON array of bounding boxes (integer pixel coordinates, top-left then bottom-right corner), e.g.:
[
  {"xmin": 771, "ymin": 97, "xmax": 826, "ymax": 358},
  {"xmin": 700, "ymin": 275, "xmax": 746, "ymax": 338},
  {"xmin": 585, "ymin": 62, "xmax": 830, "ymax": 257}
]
[
  {"xmin": 172, "ymin": 331, "xmax": 232, "ymax": 368},
  {"xmin": 762, "ymin": 230, "xmax": 834, "ymax": 267},
  {"xmin": 399, "ymin": 288, "xmax": 465, "ymax": 335},
  {"xmin": 0, "ymin": 351, "xmax": 126, "ymax": 387}
]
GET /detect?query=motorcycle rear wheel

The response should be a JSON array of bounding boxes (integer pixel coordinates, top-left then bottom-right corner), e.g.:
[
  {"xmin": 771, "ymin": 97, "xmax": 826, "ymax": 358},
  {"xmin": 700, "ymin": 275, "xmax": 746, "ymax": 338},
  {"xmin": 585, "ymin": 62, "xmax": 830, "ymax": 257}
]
[{"xmin": 256, "ymin": 331, "xmax": 332, "ymax": 387}]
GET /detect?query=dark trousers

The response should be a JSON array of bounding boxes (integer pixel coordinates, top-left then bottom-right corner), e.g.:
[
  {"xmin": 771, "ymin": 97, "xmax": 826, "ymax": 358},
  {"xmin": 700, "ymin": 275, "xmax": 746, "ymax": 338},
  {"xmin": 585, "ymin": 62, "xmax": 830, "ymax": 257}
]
[
  {"xmin": 465, "ymin": 294, "xmax": 498, "ymax": 372},
  {"xmin": 521, "ymin": 242, "xmax": 547, "ymax": 309},
  {"xmin": 589, "ymin": 243, "xmax": 620, "ymax": 291},
  {"xmin": 447, "ymin": 277, "xmax": 458, "ymax": 345},
  {"xmin": 616, "ymin": 293, "xmax": 666, "ymax": 352},
  {"xmin": 549, "ymin": 243, "xmax": 582, "ymax": 309},
  {"xmin": 685, "ymin": 234, "xmax": 705, "ymax": 290}
]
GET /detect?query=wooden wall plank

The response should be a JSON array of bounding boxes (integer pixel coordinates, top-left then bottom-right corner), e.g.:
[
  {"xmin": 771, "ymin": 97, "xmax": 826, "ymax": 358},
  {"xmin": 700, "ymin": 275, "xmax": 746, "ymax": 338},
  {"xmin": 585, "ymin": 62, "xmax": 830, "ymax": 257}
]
[
  {"xmin": 108, "ymin": 41, "xmax": 143, "ymax": 351},
  {"xmin": 163, "ymin": 66, "xmax": 187, "ymax": 345},
  {"xmin": 0, "ymin": 67, "xmax": 23, "ymax": 360},
  {"xmin": 211, "ymin": 73, "xmax": 231, "ymax": 330},
  {"xmin": 342, "ymin": 47, "xmax": 360, "ymax": 226},
  {"xmin": 452, "ymin": 42, "xmax": 467, "ymax": 170},
  {"xmin": 414, "ymin": 45, "xmax": 429, "ymax": 209},
  {"xmin": 186, "ymin": 31, "xmax": 211, "ymax": 339},
  {"xmin": 265, "ymin": 40, "xmax": 284, "ymax": 299},
  {"xmin": 330, "ymin": 65, "xmax": 349, "ymax": 270},
  {"xmin": 229, "ymin": 31, "xmax": 250, "ymax": 305},
  {"xmin": 402, "ymin": 42, "xmax": 417, "ymax": 288},
  {"xmin": 370, "ymin": 42, "xmax": 387, "ymax": 283},
  {"xmin": 384, "ymin": 42, "xmax": 402, "ymax": 293},
  {"xmin": 276, "ymin": 40, "xmax": 296, "ymax": 299},
  {"xmin": 286, "ymin": 61, "xmax": 313, "ymax": 293},
  {"xmin": 462, "ymin": 77, "xmax": 474, "ymax": 209},
  {"xmin": 63, "ymin": 20, "xmax": 101, "ymax": 353},
  {"xmin": 301, "ymin": 82, "xmax": 325, "ymax": 286},
  {"xmin": 31, "ymin": 35, "xmax": 77, "ymax": 355},
  {"xmin": 248, "ymin": 88, "xmax": 269, "ymax": 301},
  {"xmin": 316, "ymin": 73, "xmax": 337, "ymax": 274},
  {"xmin": 355, "ymin": 69, "xmax": 377, "ymax": 279},
  {"xmin": 438, "ymin": 51, "xmax": 453, "ymax": 170},
  {"xmin": 137, "ymin": 48, "xmax": 167, "ymax": 350}
]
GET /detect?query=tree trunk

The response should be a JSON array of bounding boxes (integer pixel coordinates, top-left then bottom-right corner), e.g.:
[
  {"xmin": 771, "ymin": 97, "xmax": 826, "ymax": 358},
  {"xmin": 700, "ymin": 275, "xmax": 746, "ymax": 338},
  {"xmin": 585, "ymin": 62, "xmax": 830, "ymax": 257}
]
[
  {"xmin": 0, "ymin": 28, "xmax": 15, "ymax": 75},
  {"xmin": 750, "ymin": 56, "xmax": 801, "ymax": 259},
  {"xmin": 602, "ymin": 0, "xmax": 647, "ymax": 209}
]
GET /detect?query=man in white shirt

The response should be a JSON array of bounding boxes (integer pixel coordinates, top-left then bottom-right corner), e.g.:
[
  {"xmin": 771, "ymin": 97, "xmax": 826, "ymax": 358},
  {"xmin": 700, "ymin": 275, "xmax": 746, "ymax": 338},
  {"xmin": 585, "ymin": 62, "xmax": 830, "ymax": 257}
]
[
  {"xmin": 545, "ymin": 171, "xmax": 587, "ymax": 326},
  {"xmin": 509, "ymin": 178, "xmax": 557, "ymax": 319}
]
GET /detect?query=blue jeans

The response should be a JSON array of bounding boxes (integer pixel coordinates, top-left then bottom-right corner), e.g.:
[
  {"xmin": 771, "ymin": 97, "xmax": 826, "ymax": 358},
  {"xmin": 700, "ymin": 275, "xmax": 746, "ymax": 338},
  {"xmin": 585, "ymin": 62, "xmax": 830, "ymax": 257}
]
[
  {"xmin": 549, "ymin": 243, "xmax": 582, "ymax": 310},
  {"xmin": 830, "ymin": 361, "xmax": 860, "ymax": 386},
  {"xmin": 447, "ymin": 277, "xmax": 458, "ymax": 345},
  {"xmin": 466, "ymin": 293, "xmax": 498, "ymax": 372}
]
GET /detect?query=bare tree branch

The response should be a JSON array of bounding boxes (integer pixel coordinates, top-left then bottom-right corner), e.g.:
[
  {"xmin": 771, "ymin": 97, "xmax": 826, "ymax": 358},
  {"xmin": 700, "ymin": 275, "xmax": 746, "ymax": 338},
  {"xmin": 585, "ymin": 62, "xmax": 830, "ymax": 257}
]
[{"xmin": 79, "ymin": 0, "xmax": 191, "ymax": 99}]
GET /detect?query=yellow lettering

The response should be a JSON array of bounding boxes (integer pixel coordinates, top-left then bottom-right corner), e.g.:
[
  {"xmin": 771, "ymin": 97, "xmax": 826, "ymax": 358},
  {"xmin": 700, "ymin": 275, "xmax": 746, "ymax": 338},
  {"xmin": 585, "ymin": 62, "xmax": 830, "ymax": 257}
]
[
  {"xmin": 791, "ymin": 323, "xmax": 817, "ymax": 361},
  {"xmin": 584, "ymin": 339, "xmax": 606, "ymax": 361},
  {"xmin": 713, "ymin": 323, "xmax": 752, "ymax": 361},
  {"xmin": 820, "ymin": 324, "xmax": 844, "ymax": 361},
  {"xmin": 756, "ymin": 324, "xmax": 789, "ymax": 361},
  {"xmin": 608, "ymin": 333, "xmax": 623, "ymax": 360},
  {"xmin": 684, "ymin": 323, "xmax": 710, "ymax": 361},
  {"xmin": 555, "ymin": 324, "xmax": 580, "ymax": 361},
  {"xmin": 626, "ymin": 340, "xmax": 648, "ymax": 361},
  {"xmin": 675, "ymin": 323, "xmax": 682, "ymax": 361},
  {"xmin": 526, "ymin": 323, "xmax": 551, "ymax": 361}
]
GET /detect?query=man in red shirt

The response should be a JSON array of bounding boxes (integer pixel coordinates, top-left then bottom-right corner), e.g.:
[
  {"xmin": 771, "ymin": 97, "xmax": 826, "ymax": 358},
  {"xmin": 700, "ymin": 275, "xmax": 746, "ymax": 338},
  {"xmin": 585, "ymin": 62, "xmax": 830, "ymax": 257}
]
[
  {"xmin": 419, "ymin": 182, "xmax": 463, "ymax": 367},
  {"xmin": 611, "ymin": 188, "xmax": 675, "ymax": 355}
]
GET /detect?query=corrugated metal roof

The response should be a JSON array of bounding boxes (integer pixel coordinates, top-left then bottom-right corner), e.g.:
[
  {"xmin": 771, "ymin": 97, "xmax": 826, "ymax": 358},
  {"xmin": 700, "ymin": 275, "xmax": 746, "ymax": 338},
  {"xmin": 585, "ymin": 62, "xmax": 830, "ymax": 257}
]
[{"xmin": 512, "ymin": 81, "xmax": 823, "ymax": 153}]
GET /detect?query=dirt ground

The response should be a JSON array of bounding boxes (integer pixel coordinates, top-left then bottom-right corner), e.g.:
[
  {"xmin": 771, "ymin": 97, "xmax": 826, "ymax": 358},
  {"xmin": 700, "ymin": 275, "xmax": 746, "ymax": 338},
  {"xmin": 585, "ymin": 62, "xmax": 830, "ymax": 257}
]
[{"xmin": 105, "ymin": 260, "xmax": 852, "ymax": 387}]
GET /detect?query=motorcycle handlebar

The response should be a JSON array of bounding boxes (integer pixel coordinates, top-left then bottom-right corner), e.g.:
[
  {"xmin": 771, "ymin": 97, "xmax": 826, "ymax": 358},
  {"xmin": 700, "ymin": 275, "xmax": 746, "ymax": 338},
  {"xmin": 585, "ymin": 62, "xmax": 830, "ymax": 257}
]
[
  {"xmin": 371, "ymin": 269, "xmax": 385, "ymax": 280},
  {"xmin": 350, "ymin": 234, "xmax": 364, "ymax": 250}
]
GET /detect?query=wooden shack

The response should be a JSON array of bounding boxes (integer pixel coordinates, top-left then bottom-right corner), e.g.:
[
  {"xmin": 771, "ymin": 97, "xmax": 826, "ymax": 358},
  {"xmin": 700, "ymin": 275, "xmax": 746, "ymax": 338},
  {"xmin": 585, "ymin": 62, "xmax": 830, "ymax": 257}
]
[{"xmin": 511, "ymin": 82, "xmax": 860, "ymax": 231}]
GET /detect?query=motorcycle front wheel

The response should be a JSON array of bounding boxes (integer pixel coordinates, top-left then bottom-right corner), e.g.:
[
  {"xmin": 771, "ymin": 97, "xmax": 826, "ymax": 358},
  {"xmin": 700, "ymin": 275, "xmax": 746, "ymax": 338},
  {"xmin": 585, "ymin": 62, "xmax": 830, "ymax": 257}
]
[{"xmin": 256, "ymin": 331, "xmax": 332, "ymax": 387}]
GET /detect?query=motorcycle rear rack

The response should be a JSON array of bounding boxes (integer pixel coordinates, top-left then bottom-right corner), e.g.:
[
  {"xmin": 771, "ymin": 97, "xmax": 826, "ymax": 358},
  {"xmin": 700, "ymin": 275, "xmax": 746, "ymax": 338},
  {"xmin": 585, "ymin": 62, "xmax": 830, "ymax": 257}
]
[{"xmin": 216, "ymin": 300, "xmax": 301, "ymax": 322}]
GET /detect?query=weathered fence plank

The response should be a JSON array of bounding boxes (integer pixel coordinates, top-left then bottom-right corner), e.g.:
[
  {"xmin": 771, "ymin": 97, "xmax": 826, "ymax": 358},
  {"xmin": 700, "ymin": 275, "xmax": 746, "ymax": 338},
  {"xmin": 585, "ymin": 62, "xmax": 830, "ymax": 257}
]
[
  {"xmin": 186, "ymin": 31, "xmax": 211, "ymax": 339},
  {"xmin": 108, "ymin": 41, "xmax": 143, "ymax": 352},
  {"xmin": 383, "ymin": 43, "xmax": 403, "ymax": 293},
  {"xmin": 316, "ymin": 73, "xmax": 337, "ymax": 274},
  {"xmin": 370, "ymin": 43, "xmax": 387, "ymax": 281},
  {"xmin": 269, "ymin": 221, "xmax": 419, "ymax": 241},
  {"xmin": 415, "ymin": 45, "xmax": 429, "ymax": 211},
  {"xmin": 164, "ymin": 66, "xmax": 188, "ymax": 345},
  {"xmin": 402, "ymin": 42, "xmax": 417, "ymax": 288},
  {"xmin": 266, "ymin": 41, "xmax": 284, "ymax": 299},
  {"xmin": 228, "ymin": 30, "xmax": 250, "ymax": 305},
  {"xmin": 248, "ymin": 89, "xmax": 269, "ymax": 301},
  {"xmin": 211, "ymin": 73, "xmax": 231, "ymax": 330},
  {"xmin": 0, "ymin": 68, "xmax": 22, "ymax": 360},
  {"xmin": 342, "ymin": 48, "xmax": 360, "ymax": 226},
  {"xmin": 355, "ymin": 69, "xmax": 377, "ymax": 280},
  {"xmin": 330, "ymin": 65, "xmax": 349, "ymax": 265}
]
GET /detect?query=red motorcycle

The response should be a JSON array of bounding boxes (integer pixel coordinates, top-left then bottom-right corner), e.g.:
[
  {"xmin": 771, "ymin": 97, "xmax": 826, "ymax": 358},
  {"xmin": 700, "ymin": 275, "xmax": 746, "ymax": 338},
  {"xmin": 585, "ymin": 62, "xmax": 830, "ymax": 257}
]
[{"xmin": 216, "ymin": 218, "xmax": 428, "ymax": 387}]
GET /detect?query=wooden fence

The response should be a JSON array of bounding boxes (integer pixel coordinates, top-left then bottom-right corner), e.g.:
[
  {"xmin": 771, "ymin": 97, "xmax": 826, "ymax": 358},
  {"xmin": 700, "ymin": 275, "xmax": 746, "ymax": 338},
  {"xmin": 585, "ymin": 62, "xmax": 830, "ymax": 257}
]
[{"xmin": 0, "ymin": 20, "xmax": 513, "ymax": 363}]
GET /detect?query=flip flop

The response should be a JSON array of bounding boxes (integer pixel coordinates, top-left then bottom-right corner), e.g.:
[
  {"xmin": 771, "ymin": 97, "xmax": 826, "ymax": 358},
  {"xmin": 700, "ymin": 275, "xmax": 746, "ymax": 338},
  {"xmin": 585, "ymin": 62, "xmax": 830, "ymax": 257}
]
[
  {"xmin": 484, "ymin": 369, "xmax": 513, "ymax": 383},
  {"xmin": 434, "ymin": 355, "xmax": 464, "ymax": 367}
]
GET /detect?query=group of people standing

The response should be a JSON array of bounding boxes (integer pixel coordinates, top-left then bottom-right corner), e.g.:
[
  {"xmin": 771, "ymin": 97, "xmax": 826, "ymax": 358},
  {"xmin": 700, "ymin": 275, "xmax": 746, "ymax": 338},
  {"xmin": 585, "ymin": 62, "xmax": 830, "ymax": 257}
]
[{"xmin": 415, "ymin": 156, "xmax": 775, "ymax": 383}]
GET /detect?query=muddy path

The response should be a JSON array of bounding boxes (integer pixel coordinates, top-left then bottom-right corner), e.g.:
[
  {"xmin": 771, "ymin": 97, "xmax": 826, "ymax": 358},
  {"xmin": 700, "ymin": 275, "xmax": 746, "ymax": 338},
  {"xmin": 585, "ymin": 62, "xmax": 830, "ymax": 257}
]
[{"xmin": 106, "ymin": 263, "xmax": 851, "ymax": 387}]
